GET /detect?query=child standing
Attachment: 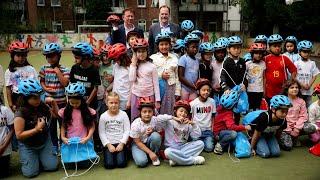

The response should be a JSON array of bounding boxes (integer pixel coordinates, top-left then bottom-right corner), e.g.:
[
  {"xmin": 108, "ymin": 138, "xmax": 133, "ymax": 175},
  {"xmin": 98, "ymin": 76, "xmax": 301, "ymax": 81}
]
[
  {"xmin": 280, "ymin": 80, "xmax": 316, "ymax": 150},
  {"xmin": 59, "ymin": 82, "xmax": 96, "ymax": 168},
  {"xmin": 180, "ymin": 20, "xmax": 194, "ymax": 39},
  {"xmin": 264, "ymin": 34, "xmax": 297, "ymax": 103},
  {"xmin": 249, "ymin": 95, "xmax": 291, "ymax": 158},
  {"xmin": 172, "ymin": 39, "xmax": 185, "ymax": 59},
  {"xmin": 0, "ymin": 97, "xmax": 14, "ymax": 178},
  {"xmin": 99, "ymin": 92, "xmax": 130, "ymax": 169},
  {"xmin": 212, "ymin": 40, "xmax": 228, "ymax": 94},
  {"xmin": 199, "ymin": 42, "xmax": 214, "ymax": 81},
  {"xmin": 295, "ymin": 40, "xmax": 319, "ymax": 107},
  {"xmin": 283, "ymin": 36, "xmax": 300, "ymax": 63},
  {"xmin": 0, "ymin": 64, "xmax": 4, "ymax": 102},
  {"xmin": 126, "ymin": 30, "xmax": 141, "ymax": 59},
  {"xmin": 308, "ymin": 84, "xmax": 320, "ymax": 144},
  {"xmin": 246, "ymin": 43, "xmax": 266, "ymax": 111},
  {"xmin": 5, "ymin": 41, "xmax": 38, "ymax": 112},
  {"xmin": 14, "ymin": 79, "xmax": 58, "ymax": 177},
  {"xmin": 190, "ymin": 78, "xmax": 216, "ymax": 152},
  {"xmin": 151, "ymin": 32, "xmax": 180, "ymax": 115},
  {"xmin": 129, "ymin": 38, "xmax": 160, "ymax": 121},
  {"xmin": 178, "ymin": 34, "xmax": 200, "ymax": 101},
  {"xmin": 163, "ymin": 100, "xmax": 205, "ymax": 166},
  {"xmin": 254, "ymin": 35, "xmax": 268, "ymax": 51}
]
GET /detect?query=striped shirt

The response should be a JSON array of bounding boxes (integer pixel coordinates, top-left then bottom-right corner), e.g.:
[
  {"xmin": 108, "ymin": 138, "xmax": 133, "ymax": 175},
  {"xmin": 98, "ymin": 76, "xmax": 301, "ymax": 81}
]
[{"xmin": 39, "ymin": 64, "xmax": 70, "ymax": 105}]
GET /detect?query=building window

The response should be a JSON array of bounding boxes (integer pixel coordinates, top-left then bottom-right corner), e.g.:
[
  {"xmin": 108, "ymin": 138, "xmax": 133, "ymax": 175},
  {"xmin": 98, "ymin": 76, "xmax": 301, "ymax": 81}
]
[
  {"xmin": 137, "ymin": 0, "xmax": 146, "ymax": 7},
  {"xmin": 208, "ymin": 22, "xmax": 217, "ymax": 32},
  {"xmin": 152, "ymin": 19, "xmax": 159, "ymax": 25},
  {"xmin": 51, "ymin": 0, "xmax": 61, "ymax": 7},
  {"xmin": 138, "ymin": 19, "xmax": 146, "ymax": 32},
  {"xmin": 208, "ymin": 0, "xmax": 218, "ymax": 4},
  {"xmin": 37, "ymin": 0, "xmax": 45, "ymax": 6}
]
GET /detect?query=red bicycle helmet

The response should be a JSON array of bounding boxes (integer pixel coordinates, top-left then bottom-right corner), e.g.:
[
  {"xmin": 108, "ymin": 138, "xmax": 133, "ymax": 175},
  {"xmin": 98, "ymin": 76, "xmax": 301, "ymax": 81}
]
[
  {"xmin": 8, "ymin": 41, "xmax": 28, "ymax": 53},
  {"xmin": 108, "ymin": 43, "xmax": 127, "ymax": 60},
  {"xmin": 132, "ymin": 38, "xmax": 149, "ymax": 51},
  {"xmin": 313, "ymin": 84, "xmax": 320, "ymax": 95},
  {"xmin": 195, "ymin": 78, "xmax": 212, "ymax": 90},
  {"xmin": 101, "ymin": 44, "xmax": 111, "ymax": 54},
  {"xmin": 107, "ymin": 15, "xmax": 120, "ymax": 23},
  {"xmin": 93, "ymin": 48, "xmax": 101, "ymax": 58},
  {"xmin": 249, "ymin": 43, "xmax": 266, "ymax": 52},
  {"xmin": 174, "ymin": 100, "xmax": 191, "ymax": 112},
  {"xmin": 138, "ymin": 97, "xmax": 155, "ymax": 110}
]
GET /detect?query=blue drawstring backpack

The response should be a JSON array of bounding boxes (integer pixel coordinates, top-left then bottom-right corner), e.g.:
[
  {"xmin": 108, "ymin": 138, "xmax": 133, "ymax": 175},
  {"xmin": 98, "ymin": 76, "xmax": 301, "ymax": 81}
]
[
  {"xmin": 233, "ymin": 132, "xmax": 251, "ymax": 158},
  {"xmin": 213, "ymin": 93, "xmax": 220, "ymax": 107},
  {"xmin": 232, "ymin": 85, "xmax": 249, "ymax": 114},
  {"xmin": 242, "ymin": 110, "xmax": 268, "ymax": 125}
]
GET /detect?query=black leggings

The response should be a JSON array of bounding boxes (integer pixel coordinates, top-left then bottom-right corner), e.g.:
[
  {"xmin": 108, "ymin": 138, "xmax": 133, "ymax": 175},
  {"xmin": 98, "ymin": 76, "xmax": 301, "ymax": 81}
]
[{"xmin": 247, "ymin": 92, "xmax": 263, "ymax": 111}]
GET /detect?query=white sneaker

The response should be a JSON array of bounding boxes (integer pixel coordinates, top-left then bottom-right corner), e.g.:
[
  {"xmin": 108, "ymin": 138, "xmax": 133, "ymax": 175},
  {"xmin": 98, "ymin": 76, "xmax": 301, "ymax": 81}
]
[
  {"xmin": 169, "ymin": 160, "xmax": 176, "ymax": 166},
  {"xmin": 193, "ymin": 156, "xmax": 205, "ymax": 165},
  {"xmin": 214, "ymin": 143, "xmax": 223, "ymax": 155},
  {"xmin": 152, "ymin": 158, "xmax": 161, "ymax": 166}
]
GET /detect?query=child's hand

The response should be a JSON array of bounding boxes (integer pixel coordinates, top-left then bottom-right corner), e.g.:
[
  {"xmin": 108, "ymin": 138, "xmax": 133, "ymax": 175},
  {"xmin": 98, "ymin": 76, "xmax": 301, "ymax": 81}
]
[
  {"xmin": 126, "ymin": 101, "xmax": 131, "ymax": 110},
  {"xmin": 224, "ymin": 89, "xmax": 231, "ymax": 95},
  {"xmin": 131, "ymin": 52, "xmax": 138, "ymax": 65},
  {"xmin": 155, "ymin": 102, "xmax": 161, "ymax": 110},
  {"xmin": 148, "ymin": 151, "xmax": 158, "ymax": 162},
  {"xmin": 80, "ymin": 137, "xmax": 89, "ymax": 144},
  {"xmin": 115, "ymin": 143, "xmax": 124, "ymax": 152},
  {"xmin": 61, "ymin": 137, "xmax": 69, "ymax": 144},
  {"xmin": 35, "ymin": 117, "xmax": 46, "ymax": 132},
  {"xmin": 173, "ymin": 116, "xmax": 184, "ymax": 123},
  {"xmin": 145, "ymin": 127, "xmax": 154, "ymax": 136},
  {"xmin": 107, "ymin": 144, "xmax": 116, "ymax": 153},
  {"xmin": 290, "ymin": 128, "xmax": 300, "ymax": 137},
  {"xmin": 245, "ymin": 125, "xmax": 251, "ymax": 131},
  {"xmin": 183, "ymin": 118, "xmax": 194, "ymax": 125},
  {"xmin": 240, "ymin": 84, "xmax": 246, "ymax": 92}
]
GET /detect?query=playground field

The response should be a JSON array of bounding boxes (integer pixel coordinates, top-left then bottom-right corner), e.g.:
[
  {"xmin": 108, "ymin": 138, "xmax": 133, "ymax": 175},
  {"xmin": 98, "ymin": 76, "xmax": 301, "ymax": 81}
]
[{"xmin": 0, "ymin": 51, "xmax": 319, "ymax": 180}]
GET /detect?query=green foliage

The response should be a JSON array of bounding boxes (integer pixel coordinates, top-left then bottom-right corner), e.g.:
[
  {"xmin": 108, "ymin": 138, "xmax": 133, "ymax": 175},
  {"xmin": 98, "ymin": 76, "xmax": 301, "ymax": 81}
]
[{"xmin": 85, "ymin": 0, "xmax": 112, "ymax": 24}]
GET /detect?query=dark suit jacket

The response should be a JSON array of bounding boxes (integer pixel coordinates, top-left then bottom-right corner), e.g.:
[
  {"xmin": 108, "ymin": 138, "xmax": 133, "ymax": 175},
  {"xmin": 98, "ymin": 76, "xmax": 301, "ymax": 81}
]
[
  {"xmin": 110, "ymin": 24, "xmax": 144, "ymax": 45},
  {"xmin": 148, "ymin": 22, "xmax": 180, "ymax": 54}
]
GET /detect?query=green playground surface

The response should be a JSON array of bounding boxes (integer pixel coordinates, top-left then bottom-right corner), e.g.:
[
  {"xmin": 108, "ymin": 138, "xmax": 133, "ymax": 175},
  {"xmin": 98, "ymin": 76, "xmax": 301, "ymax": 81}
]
[{"xmin": 0, "ymin": 51, "xmax": 319, "ymax": 180}]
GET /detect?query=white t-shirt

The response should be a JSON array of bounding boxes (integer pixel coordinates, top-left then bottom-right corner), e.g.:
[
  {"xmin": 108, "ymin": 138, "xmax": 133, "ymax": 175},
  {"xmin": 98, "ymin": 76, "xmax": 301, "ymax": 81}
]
[
  {"xmin": 0, "ymin": 106, "xmax": 14, "ymax": 156},
  {"xmin": 246, "ymin": 60, "xmax": 266, "ymax": 92},
  {"xmin": 308, "ymin": 101, "xmax": 320, "ymax": 124},
  {"xmin": 190, "ymin": 97, "xmax": 216, "ymax": 131},
  {"xmin": 112, "ymin": 63, "xmax": 131, "ymax": 101},
  {"xmin": 98, "ymin": 110, "xmax": 130, "ymax": 146},
  {"xmin": 295, "ymin": 60, "xmax": 320, "ymax": 95},
  {"xmin": 211, "ymin": 60, "xmax": 223, "ymax": 90},
  {"xmin": 5, "ymin": 65, "xmax": 38, "ymax": 93}
]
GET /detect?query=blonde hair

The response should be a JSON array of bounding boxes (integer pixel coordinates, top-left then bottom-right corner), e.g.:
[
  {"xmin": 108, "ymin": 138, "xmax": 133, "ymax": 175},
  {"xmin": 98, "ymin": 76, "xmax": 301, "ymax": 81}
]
[{"xmin": 106, "ymin": 91, "xmax": 120, "ymax": 100}]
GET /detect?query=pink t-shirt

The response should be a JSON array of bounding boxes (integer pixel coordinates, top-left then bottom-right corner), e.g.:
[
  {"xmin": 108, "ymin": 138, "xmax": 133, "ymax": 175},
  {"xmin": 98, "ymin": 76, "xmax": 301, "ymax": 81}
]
[{"xmin": 58, "ymin": 107, "xmax": 96, "ymax": 138}]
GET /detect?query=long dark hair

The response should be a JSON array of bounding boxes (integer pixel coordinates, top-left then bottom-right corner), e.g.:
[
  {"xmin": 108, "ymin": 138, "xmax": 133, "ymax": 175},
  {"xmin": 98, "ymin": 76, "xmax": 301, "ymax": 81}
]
[
  {"xmin": 62, "ymin": 97, "xmax": 95, "ymax": 129},
  {"xmin": 284, "ymin": 41, "xmax": 298, "ymax": 54},
  {"xmin": 16, "ymin": 95, "xmax": 51, "ymax": 120},
  {"xmin": 119, "ymin": 54, "xmax": 131, "ymax": 67},
  {"xmin": 282, "ymin": 79, "xmax": 302, "ymax": 98},
  {"xmin": 8, "ymin": 53, "xmax": 32, "ymax": 72}
]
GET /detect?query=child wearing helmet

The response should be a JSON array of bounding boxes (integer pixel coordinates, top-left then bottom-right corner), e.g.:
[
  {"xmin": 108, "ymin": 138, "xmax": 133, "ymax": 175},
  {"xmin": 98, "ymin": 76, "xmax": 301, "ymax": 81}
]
[
  {"xmin": 70, "ymin": 42, "xmax": 101, "ymax": 109},
  {"xmin": 308, "ymin": 84, "xmax": 320, "ymax": 144},
  {"xmin": 213, "ymin": 91, "xmax": 251, "ymax": 155},
  {"xmin": 39, "ymin": 42, "xmax": 70, "ymax": 155},
  {"xmin": 178, "ymin": 33, "xmax": 200, "ymax": 101},
  {"xmin": 249, "ymin": 95, "xmax": 291, "ymax": 158},
  {"xmin": 294, "ymin": 40, "xmax": 319, "ymax": 107},
  {"xmin": 190, "ymin": 78, "xmax": 216, "ymax": 152},
  {"xmin": 283, "ymin": 36, "xmax": 300, "ymax": 63},
  {"xmin": 254, "ymin": 35, "xmax": 268, "ymax": 50},
  {"xmin": 126, "ymin": 30, "xmax": 141, "ymax": 59},
  {"xmin": 172, "ymin": 39, "xmax": 185, "ymax": 58},
  {"xmin": 163, "ymin": 100, "xmax": 205, "ymax": 166},
  {"xmin": 59, "ymin": 82, "xmax": 97, "ymax": 168},
  {"xmin": 279, "ymin": 79, "xmax": 316, "ymax": 151},
  {"xmin": 264, "ymin": 34, "xmax": 297, "ymax": 103},
  {"xmin": 211, "ymin": 40, "xmax": 228, "ymax": 93},
  {"xmin": 150, "ymin": 32, "xmax": 181, "ymax": 115},
  {"xmin": 5, "ymin": 41, "xmax": 38, "ymax": 112},
  {"xmin": 98, "ymin": 92, "xmax": 130, "ymax": 169},
  {"xmin": 180, "ymin": 20, "xmax": 194, "ymax": 39},
  {"xmin": 199, "ymin": 42, "xmax": 214, "ymax": 82},
  {"xmin": 129, "ymin": 38, "xmax": 160, "ymax": 121},
  {"xmin": 246, "ymin": 43, "xmax": 266, "ymax": 111},
  {"xmin": 14, "ymin": 78, "xmax": 59, "ymax": 177}
]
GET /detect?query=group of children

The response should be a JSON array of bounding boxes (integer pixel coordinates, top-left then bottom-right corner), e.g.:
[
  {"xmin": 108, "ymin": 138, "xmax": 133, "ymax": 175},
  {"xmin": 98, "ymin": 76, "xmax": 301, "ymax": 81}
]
[{"xmin": 0, "ymin": 19, "xmax": 320, "ymax": 178}]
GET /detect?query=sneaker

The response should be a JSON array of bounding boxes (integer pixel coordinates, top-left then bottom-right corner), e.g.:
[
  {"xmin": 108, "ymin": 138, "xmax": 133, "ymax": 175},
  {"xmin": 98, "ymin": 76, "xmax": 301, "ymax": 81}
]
[
  {"xmin": 152, "ymin": 158, "xmax": 161, "ymax": 166},
  {"xmin": 169, "ymin": 160, "xmax": 176, "ymax": 166},
  {"xmin": 193, "ymin": 156, "xmax": 205, "ymax": 165},
  {"xmin": 214, "ymin": 143, "xmax": 223, "ymax": 155}
]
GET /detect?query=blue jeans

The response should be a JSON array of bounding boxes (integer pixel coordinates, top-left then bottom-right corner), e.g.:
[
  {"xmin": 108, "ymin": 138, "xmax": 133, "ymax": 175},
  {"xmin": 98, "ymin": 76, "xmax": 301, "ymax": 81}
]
[
  {"xmin": 96, "ymin": 99, "xmax": 107, "ymax": 118},
  {"xmin": 104, "ymin": 144, "xmax": 127, "ymax": 169},
  {"xmin": 199, "ymin": 130, "xmax": 214, "ymax": 152},
  {"xmin": 131, "ymin": 132, "xmax": 161, "ymax": 167},
  {"xmin": 256, "ymin": 134, "xmax": 281, "ymax": 158},
  {"xmin": 218, "ymin": 130, "xmax": 237, "ymax": 149},
  {"xmin": 18, "ymin": 137, "xmax": 58, "ymax": 178}
]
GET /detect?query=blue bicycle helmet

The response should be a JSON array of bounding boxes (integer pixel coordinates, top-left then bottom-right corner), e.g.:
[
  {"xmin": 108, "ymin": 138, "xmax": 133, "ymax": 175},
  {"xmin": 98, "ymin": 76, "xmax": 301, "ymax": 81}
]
[
  {"xmin": 71, "ymin": 42, "xmax": 93, "ymax": 58},
  {"xmin": 297, "ymin": 40, "xmax": 313, "ymax": 51},
  {"xmin": 243, "ymin": 53, "xmax": 252, "ymax": 62},
  {"xmin": 172, "ymin": 39, "xmax": 185, "ymax": 50},
  {"xmin": 228, "ymin": 36, "xmax": 243, "ymax": 46},
  {"xmin": 191, "ymin": 30, "xmax": 204, "ymax": 38},
  {"xmin": 43, "ymin": 43, "xmax": 62, "ymax": 55},
  {"xmin": 220, "ymin": 90, "xmax": 239, "ymax": 109},
  {"xmin": 155, "ymin": 32, "xmax": 171, "ymax": 45},
  {"xmin": 254, "ymin": 35, "xmax": 268, "ymax": 43},
  {"xmin": 181, "ymin": 20, "xmax": 194, "ymax": 32},
  {"xmin": 184, "ymin": 33, "xmax": 200, "ymax": 44},
  {"xmin": 285, "ymin": 36, "xmax": 298, "ymax": 44},
  {"xmin": 268, "ymin": 34, "xmax": 283, "ymax": 44},
  {"xmin": 199, "ymin": 42, "xmax": 214, "ymax": 53},
  {"xmin": 270, "ymin": 95, "xmax": 292, "ymax": 109},
  {"xmin": 213, "ymin": 40, "xmax": 228, "ymax": 51},
  {"xmin": 65, "ymin": 82, "xmax": 86, "ymax": 97},
  {"xmin": 217, "ymin": 37, "xmax": 229, "ymax": 45},
  {"xmin": 18, "ymin": 78, "xmax": 43, "ymax": 96}
]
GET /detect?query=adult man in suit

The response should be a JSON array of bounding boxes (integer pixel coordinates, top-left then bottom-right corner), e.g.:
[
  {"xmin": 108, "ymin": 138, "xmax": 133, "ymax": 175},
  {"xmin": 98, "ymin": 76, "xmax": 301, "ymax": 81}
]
[
  {"xmin": 148, "ymin": 5, "xmax": 180, "ymax": 54},
  {"xmin": 110, "ymin": 8, "xmax": 144, "ymax": 46}
]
